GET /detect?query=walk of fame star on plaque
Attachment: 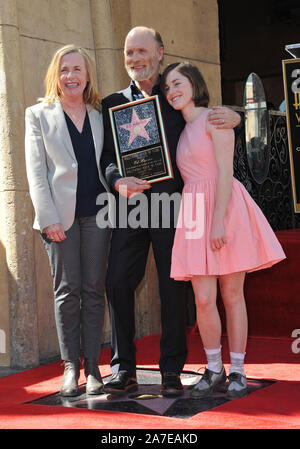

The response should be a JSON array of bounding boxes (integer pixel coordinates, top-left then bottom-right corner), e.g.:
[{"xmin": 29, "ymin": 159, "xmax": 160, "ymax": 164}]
[
  {"xmin": 120, "ymin": 108, "xmax": 152, "ymax": 146},
  {"xmin": 109, "ymin": 95, "xmax": 173, "ymax": 183}
]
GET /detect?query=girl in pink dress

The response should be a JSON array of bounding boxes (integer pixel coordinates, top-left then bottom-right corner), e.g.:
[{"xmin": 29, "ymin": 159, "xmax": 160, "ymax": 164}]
[{"xmin": 161, "ymin": 62, "xmax": 285, "ymax": 399}]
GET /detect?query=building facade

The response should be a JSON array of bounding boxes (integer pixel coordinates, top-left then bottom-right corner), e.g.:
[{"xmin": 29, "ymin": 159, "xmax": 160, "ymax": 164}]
[{"xmin": 0, "ymin": 0, "xmax": 221, "ymax": 368}]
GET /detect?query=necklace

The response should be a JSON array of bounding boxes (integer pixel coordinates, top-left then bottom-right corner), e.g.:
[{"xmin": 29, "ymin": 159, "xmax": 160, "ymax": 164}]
[{"xmin": 62, "ymin": 103, "xmax": 86, "ymax": 120}]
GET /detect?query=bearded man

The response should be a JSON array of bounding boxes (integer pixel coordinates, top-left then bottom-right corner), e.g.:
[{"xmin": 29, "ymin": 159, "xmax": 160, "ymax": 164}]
[{"xmin": 101, "ymin": 26, "xmax": 241, "ymax": 397}]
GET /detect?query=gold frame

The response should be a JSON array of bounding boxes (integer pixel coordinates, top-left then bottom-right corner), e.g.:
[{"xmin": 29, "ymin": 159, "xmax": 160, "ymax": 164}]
[
  {"xmin": 282, "ymin": 58, "xmax": 300, "ymax": 213},
  {"xmin": 109, "ymin": 95, "xmax": 173, "ymax": 183}
]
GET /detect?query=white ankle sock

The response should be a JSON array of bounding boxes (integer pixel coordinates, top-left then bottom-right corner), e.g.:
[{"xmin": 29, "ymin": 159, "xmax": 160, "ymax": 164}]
[
  {"xmin": 229, "ymin": 351, "xmax": 246, "ymax": 375},
  {"xmin": 204, "ymin": 346, "xmax": 223, "ymax": 373}
]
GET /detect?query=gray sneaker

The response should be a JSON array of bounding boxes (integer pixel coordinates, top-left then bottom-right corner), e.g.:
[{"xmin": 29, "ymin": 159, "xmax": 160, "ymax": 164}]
[
  {"xmin": 226, "ymin": 372, "xmax": 248, "ymax": 399},
  {"xmin": 190, "ymin": 366, "xmax": 227, "ymax": 398}
]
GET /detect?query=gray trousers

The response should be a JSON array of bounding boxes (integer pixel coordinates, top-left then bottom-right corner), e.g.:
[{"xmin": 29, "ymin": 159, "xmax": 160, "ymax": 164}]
[{"xmin": 42, "ymin": 216, "xmax": 111, "ymax": 361}]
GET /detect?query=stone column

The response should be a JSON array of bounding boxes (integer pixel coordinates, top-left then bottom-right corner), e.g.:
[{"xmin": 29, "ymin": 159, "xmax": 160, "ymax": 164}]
[
  {"xmin": 0, "ymin": 0, "xmax": 39, "ymax": 368},
  {"xmin": 90, "ymin": 0, "xmax": 135, "ymax": 97},
  {"xmin": 89, "ymin": 0, "xmax": 161, "ymax": 339}
]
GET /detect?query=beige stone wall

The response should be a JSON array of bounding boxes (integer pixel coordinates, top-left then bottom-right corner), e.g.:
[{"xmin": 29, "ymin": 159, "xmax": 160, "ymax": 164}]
[
  {"xmin": 0, "ymin": 0, "xmax": 221, "ymax": 367},
  {"xmin": 0, "ymin": 0, "xmax": 39, "ymax": 368},
  {"xmin": 0, "ymin": 240, "xmax": 9, "ymax": 365}
]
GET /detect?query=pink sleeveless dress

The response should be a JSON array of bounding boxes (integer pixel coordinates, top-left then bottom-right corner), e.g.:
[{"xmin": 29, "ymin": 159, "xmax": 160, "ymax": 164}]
[{"xmin": 170, "ymin": 109, "xmax": 286, "ymax": 280}]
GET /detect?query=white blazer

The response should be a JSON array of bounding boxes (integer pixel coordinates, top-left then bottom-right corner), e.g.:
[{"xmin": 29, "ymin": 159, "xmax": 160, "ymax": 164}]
[{"xmin": 25, "ymin": 100, "xmax": 110, "ymax": 231}]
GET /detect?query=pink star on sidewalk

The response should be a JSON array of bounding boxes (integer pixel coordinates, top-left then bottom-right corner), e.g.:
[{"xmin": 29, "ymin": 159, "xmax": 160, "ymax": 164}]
[{"xmin": 121, "ymin": 108, "xmax": 152, "ymax": 146}]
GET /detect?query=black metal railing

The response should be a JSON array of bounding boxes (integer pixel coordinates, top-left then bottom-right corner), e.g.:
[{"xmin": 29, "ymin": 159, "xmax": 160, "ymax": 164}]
[{"xmin": 233, "ymin": 110, "xmax": 300, "ymax": 230}]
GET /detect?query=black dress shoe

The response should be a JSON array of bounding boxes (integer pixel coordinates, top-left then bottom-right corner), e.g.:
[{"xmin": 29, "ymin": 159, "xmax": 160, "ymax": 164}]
[
  {"xmin": 104, "ymin": 372, "xmax": 138, "ymax": 395},
  {"xmin": 60, "ymin": 360, "xmax": 80, "ymax": 397},
  {"xmin": 84, "ymin": 358, "xmax": 104, "ymax": 395},
  {"xmin": 161, "ymin": 372, "xmax": 183, "ymax": 397},
  {"xmin": 226, "ymin": 372, "xmax": 248, "ymax": 399},
  {"xmin": 190, "ymin": 366, "xmax": 227, "ymax": 398}
]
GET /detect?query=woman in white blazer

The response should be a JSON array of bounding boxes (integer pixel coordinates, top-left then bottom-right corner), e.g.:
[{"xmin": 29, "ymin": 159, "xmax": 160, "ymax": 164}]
[{"xmin": 25, "ymin": 45, "xmax": 111, "ymax": 397}]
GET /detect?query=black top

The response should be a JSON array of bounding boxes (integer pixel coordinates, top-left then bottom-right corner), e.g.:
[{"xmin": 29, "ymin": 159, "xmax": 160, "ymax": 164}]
[{"xmin": 64, "ymin": 112, "xmax": 106, "ymax": 217}]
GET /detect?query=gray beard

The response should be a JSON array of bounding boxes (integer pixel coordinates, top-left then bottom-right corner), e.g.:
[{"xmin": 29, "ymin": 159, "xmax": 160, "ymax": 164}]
[
  {"xmin": 125, "ymin": 58, "xmax": 160, "ymax": 83},
  {"xmin": 126, "ymin": 66, "xmax": 153, "ymax": 82}
]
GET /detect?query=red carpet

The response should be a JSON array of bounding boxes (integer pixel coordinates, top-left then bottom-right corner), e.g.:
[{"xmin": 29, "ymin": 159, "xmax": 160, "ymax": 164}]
[
  {"xmin": 243, "ymin": 229, "xmax": 300, "ymax": 337},
  {"xmin": 195, "ymin": 229, "xmax": 300, "ymax": 338},
  {"xmin": 0, "ymin": 332, "xmax": 299, "ymax": 429},
  {"xmin": 1, "ymin": 229, "xmax": 299, "ymax": 430}
]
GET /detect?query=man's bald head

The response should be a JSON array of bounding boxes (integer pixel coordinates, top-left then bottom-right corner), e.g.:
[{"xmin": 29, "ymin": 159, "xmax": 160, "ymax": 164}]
[
  {"xmin": 125, "ymin": 26, "xmax": 164, "ymax": 50},
  {"xmin": 124, "ymin": 26, "xmax": 164, "ymax": 83}
]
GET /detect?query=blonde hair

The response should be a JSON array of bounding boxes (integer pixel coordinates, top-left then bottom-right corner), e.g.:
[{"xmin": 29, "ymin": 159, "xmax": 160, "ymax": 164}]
[{"xmin": 39, "ymin": 44, "xmax": 101, "ymax": 109}]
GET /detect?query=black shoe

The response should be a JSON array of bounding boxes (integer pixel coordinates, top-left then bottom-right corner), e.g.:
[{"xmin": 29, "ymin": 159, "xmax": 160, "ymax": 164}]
[
  {"xmin": 226, "ymin": 372, "xmax": 248, "ymax": 399},
  {"xmin": 190, "ymin": 366, "xmax": 227, "ymax": 398},
  {"xmin": 60, "ymin": 360, "xmax": 80, "ymax": 397},
  {"xmin": 84, "ymin": 358, "xmax": 104, "ymax": 395},
  {"xmin": 161, "ymin": 372, "xmax": 183, "ymax": 397},
  {"xmin": 104, "ymin": 372, "xmax": 138, "ymax": 395}
]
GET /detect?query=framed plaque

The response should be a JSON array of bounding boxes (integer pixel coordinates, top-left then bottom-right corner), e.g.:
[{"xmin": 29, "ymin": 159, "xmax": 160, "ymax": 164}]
[
  {"xmin": 282, "ymin": 58, "xmax": 300, "ymax": 212},
  {"xmin": 109, "ymin": 95, "xmax": 173, "ymax": 183}
]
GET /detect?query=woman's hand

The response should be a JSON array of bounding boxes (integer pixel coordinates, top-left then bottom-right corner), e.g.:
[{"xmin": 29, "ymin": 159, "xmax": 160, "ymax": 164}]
[
  {"xmin": 43, "ymin": 223, "xmax": 66, "ymax": 242},
  {"xmin": 210, "ymin": 219, "xmax": 228, "ymax": 251}
]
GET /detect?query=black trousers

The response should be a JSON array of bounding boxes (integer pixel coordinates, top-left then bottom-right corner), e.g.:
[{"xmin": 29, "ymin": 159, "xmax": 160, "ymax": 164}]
[{"xmin": 106, "ymin": 225, "xmax": 188, "ymax": 377}]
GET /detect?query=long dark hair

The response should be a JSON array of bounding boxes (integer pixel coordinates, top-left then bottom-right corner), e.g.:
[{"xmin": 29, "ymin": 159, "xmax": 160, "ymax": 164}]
[{"xmin": 161, "ymin": 62, "xmax": 209, "ymax": 107}]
